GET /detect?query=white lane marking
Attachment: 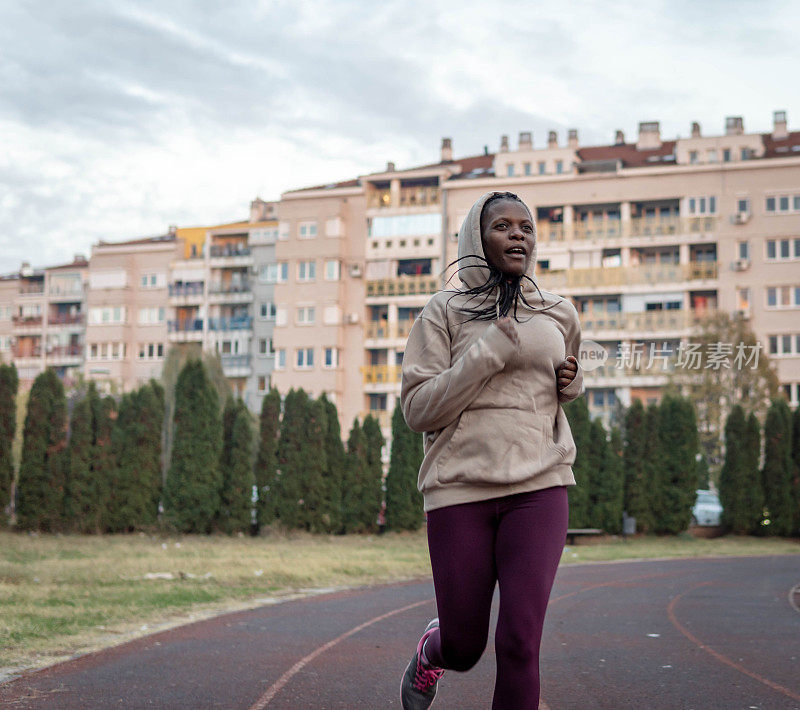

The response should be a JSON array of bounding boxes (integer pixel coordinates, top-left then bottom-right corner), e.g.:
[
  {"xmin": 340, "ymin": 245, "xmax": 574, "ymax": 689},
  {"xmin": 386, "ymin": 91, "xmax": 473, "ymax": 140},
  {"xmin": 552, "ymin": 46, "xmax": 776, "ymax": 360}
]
[{"xmin": 248, "ymin": 597, "xmax": 433, "ymax": 708}]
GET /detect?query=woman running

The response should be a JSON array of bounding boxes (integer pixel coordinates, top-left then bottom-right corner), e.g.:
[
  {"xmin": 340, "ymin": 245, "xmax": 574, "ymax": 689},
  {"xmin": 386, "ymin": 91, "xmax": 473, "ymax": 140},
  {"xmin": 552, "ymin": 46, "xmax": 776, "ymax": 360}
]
[{"xmin": 399, "ymin": 190, "xmax": 583, "ymax": 709}]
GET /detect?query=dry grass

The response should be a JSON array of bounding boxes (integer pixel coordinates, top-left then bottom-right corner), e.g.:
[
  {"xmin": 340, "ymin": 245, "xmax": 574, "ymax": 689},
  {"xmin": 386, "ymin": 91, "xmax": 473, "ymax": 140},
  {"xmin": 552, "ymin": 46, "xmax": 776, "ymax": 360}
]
[{"xmin": 1, "ymin": 530, "xmax": 797, "ymax": 675}]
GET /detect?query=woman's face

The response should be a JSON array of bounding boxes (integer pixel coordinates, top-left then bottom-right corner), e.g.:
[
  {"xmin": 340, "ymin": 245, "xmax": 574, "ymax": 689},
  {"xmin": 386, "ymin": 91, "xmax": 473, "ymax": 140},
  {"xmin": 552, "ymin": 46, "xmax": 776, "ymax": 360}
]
[{"xmin": 480, "ymin": 199, "xmax": 535, "ymax": 277}]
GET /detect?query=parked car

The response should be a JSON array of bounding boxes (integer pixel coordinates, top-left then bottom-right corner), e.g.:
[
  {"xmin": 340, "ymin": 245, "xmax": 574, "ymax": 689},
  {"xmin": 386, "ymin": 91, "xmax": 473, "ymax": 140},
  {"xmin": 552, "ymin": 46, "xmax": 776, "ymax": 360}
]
[{"xmin": 692, "ymin": 489, "xmax": 723, "ymax": 526}]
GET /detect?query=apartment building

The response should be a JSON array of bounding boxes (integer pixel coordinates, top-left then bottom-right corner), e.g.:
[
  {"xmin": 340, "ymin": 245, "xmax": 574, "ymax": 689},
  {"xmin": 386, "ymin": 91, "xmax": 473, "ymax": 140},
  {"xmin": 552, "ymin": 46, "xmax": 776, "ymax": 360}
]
[
  {"xmin": 272, "ymin": 110, "xmax": 800, "ymax": 433},
  {"xmin": 85, "ymin": 235, "xmax": 182, "ymax": 392},
  {"xmin": 0, "ymin": 257, "xmax": 87, "ymax": 386}
]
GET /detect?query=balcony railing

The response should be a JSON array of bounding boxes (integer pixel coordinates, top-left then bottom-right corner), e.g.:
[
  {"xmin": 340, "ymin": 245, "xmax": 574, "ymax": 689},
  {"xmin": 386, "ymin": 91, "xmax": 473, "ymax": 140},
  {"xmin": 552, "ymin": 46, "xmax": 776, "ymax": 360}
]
[
  {"xmin": 48, "ymin": 286, "xmax": 84, "ymax": 298},
  {"xmin": 169, "ymin": 283, "xmax": 204, "ymax": 297},
  {"xmin": 12, "ymin": 315, "xmax": 43, "ymax": 326},
  {"xmin": 18, "ymin": 285, "xmax": 45, "ymax": 296},
  {"xmin": 366, "ymin": 275, "xmax": 439, "ymax": 298},
  {"xmin": 362, "ymin": 364, "xmax": 402, "ymax": 385},
  {"xmin": 579, "ymin": 309, "xmax": 704, "ymax": 334},
  {"xmin": 12, "ymin": 346, "xmax": 42, "ymax": 358},
  {"xmin": 539, "ymin": 261, "xmax": 718, "ymax": 289},
  {"xmin": 208, "ymin": 317, "xmax": 252, "ymax": 331},
  {"xmin": 48, "ymin": 313, "xmax": 84, "ymax": 326},
  {"xmin": 209, "ymin": 245, "xmax": 250, "ymax": 258},
  {"xmin": 221, "ymin": 354, "xmax": 252, "ymax": 368},
  {"xmin": 367, "ymin": 186, "xmax": 440, "ymax": 209},
  {"xmin": 208, "ymin": 282, "xmax": 251, "ymax": 294},
  {"xmin": 364, "ymin": 319, "xmax": 417, "ymax": 340},
  {"xmin": 168, "ymin": 319, "xmax": 204, "ymax": 333},
  {"xmin": 47, "ymin": 344, "xmax": 82, "ymax": 358},
  {"xmin": 537, "ymin": 216, "xmax": 718, "ymax": 242},
  {"xmin": 572, "ymin": 222, "xmax": 622, "ymax": 240},
  {"xmin": 537, "ymin": 223, "xmax": 566, "ymax": 242}
]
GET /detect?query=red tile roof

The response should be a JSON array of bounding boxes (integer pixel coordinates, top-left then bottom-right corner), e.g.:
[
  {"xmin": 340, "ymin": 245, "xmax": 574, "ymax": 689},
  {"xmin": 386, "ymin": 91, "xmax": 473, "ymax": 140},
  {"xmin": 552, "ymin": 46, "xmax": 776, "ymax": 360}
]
[
  {"xmin": 761, "ymin": 131, "xmax": 800, "ymax": 158},
  {"xmin": 576, "ymin": 141, "xmax": 677, "ymax": 168}
]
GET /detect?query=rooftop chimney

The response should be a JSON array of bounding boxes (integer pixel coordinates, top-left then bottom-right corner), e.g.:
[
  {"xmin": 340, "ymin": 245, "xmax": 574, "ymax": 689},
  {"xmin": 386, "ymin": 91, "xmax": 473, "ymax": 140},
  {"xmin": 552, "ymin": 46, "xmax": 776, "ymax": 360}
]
[
  {"xmin": 483, "ymin": 145, "xmax": 489, "ymax": 156},
  {"xmin": 568, "ymin": 128, "xmax": 578, "ymax": 149},
  {"xmin": 636, "ymin": 121, "xmax": 661, "ymax": 150},
  {"xmin": 725, "ymin": 116, "xmax": 744, "ymax": 135},
  {"xmin": 547, "ymin": 131, "xmax": 558, "ymax": 149},
  {"xmin": 440, "ymin": 137, "xmax": 453, "ymax": 162},
  {"xmin": 386, "ymin": 161, "xmax": 395, "ymax": 172},
  {"xmin": 773, "ymin": 110, "xmax": 788, "ymax": 141},
  {"xmin": 614, "ymin": 130, "xmax": 625, "ymax": 145},
  {"xmin": 691, "ymin": 122, "xmax": 701, "ymax": 138},
  {"xmin": 518, "ymin": 131, "xmax": 532, "ymax": 151},
  {"xmin": 73, "ymin": 253, "xmax": 86, "ymax": 263},
  {"xmin": 20, "ymin": 261, "xmax": 32, "ymax": 277},
  {"xmin": 500, "ymin": 135, "xmax": 509, "ymax": 152}
]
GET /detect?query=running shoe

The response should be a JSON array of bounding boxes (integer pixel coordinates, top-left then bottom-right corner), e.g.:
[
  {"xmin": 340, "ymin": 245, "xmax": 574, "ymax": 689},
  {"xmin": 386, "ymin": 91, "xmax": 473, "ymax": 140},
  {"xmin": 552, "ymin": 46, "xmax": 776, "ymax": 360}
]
[{"xmin": 400, "ymin": 618, "xmax": 444, "ymax": 710}]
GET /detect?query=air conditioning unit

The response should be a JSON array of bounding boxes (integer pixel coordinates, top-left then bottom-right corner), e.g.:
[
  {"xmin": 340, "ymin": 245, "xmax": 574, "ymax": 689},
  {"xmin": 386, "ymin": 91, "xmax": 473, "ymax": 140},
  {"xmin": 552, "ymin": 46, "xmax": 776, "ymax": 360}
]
[
  {"xmin": 732, "ymin": 258, "xmax": 750, "ymax": 271},
  {"xmin": 346, "ymin": 313, "xmax": 360, "ymax": 324},
  {"xmin": 349, "ymin": 264, "xmax": 363, "ymax": 278},
  {"xmin": 731, "ymin": 212, "xmax": 750, "ymax": 225},
  {"xmin": 734, "ymin": 309, "xmax": 750, "ymax": 320}
]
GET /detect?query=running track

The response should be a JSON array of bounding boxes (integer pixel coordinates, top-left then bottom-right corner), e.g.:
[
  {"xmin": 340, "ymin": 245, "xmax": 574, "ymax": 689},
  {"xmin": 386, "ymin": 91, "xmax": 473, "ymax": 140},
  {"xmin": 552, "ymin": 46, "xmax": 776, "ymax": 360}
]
[{"xmin": 1, "ymin": 554, "xmax": 799, "ymax": 709}]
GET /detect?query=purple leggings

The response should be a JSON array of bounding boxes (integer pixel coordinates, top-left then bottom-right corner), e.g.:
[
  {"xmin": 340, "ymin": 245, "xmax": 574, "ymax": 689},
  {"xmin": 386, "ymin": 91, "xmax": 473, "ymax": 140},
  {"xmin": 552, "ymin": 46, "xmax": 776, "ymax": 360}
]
[{"xmin": 423, "ymin": 485, "xmax": 569, "ymax": 709}]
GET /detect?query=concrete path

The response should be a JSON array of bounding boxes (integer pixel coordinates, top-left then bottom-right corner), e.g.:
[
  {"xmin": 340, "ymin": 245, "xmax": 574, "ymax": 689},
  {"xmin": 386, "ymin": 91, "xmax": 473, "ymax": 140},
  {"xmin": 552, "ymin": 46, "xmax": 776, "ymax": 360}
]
[{"xmin": 2, "ymin": 554, "xmax": 799, "ymax": 709}]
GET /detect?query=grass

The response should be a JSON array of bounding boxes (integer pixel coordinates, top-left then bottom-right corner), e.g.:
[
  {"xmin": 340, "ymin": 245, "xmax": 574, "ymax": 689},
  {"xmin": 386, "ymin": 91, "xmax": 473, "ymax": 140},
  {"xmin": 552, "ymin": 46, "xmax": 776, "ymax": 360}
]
[{"xmin": 0, "ymin": 530, "xmax": 797, "ymax": 674}]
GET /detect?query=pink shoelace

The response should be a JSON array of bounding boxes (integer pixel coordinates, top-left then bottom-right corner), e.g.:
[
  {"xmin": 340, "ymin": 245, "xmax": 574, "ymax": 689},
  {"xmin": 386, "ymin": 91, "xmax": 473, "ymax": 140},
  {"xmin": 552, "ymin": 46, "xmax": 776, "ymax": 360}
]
[{"xmin": 413, "ymin": 658, "xmax": 444, "ymax": 692}]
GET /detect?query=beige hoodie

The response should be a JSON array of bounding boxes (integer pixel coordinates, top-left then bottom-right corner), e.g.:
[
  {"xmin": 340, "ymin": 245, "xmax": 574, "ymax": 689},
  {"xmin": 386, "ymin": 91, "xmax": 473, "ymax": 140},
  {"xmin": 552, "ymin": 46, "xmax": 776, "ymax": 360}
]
[{"xmin": 401, "ymin": 191, "xmax": 584, "ymax": 512}]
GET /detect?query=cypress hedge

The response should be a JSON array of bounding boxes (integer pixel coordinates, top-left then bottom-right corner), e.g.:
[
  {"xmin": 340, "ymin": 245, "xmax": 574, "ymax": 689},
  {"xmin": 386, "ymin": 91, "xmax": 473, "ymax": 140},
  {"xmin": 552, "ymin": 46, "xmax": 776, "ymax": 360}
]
[
  {"xmin": 218, "ymin": 399, "xmax": 255, "ymax": 534},
  {"xmin": 719, "ymin": 405, "xmax": 748, "ymax": 533},
  {"xmin": 163, "ymin": 359, "xmax": 223, "ymax": 533},
  {"xmin": 254, "ymin": 387, "xmax": 281, "ymax": 528},
  {"xmin": 319, "ymin": 394, "xmax": 345, "ymax": 534},
  {"xmin": 0, "ymin": 363, "xmax": 18, "ymax": 517},
  {"xmin": 16, "ymin": 369, "xmax": 68, "ymax": 531},
  {"xmin": 761, "ymin": 398, "xmax": 794, "ymax": 536},
  {"xmin": 563, "ymin": 396, "xmax": 591, "ymax": 528},
  {"xmin": 385, "ymin": 401, "xmax": 424, "ymax": 531}
]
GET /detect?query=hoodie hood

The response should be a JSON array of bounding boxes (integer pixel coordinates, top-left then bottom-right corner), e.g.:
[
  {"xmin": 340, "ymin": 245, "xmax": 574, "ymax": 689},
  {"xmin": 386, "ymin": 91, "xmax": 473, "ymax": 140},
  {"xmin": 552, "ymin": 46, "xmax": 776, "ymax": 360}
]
[{"xmin": 456, "ymin": 191, "xmax": 559, "ymax": 308}]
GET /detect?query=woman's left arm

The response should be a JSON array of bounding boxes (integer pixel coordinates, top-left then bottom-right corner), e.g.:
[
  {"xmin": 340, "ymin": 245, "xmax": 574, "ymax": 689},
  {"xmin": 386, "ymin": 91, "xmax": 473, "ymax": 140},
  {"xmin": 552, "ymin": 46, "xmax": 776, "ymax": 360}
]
[{"xmin": 557, "ymin": 304, "xmax": 584, "ymax": 403}]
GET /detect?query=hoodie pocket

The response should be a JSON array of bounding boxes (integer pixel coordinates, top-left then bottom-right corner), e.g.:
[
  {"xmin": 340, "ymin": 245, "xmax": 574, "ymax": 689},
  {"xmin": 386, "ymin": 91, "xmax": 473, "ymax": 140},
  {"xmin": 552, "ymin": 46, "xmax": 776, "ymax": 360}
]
[{"xmin": 436, "ymin": 408, "xmax": 560, "ymax": 485}]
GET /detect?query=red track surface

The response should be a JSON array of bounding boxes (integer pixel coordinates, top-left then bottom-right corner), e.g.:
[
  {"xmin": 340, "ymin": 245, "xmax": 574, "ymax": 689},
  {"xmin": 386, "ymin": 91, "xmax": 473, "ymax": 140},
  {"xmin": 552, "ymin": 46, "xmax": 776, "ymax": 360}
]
[{"xmin": 2, "ymin": 554, "xmax": 799, "ymax": 709}]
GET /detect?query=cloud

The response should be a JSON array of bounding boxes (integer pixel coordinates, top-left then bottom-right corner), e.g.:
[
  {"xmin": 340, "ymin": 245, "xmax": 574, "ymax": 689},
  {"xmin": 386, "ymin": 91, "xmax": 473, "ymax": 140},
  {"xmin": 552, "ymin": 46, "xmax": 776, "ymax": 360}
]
[{"xmin": 0, "ymin": 0, "xmax": 798, "ymax": 272}]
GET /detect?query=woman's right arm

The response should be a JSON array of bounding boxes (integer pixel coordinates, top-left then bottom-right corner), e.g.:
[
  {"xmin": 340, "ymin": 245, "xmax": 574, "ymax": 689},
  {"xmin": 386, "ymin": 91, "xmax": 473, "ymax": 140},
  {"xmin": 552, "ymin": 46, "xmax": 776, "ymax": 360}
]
[{"xmin": 400, "ymin": 315, "xmax": 516, "ymax": 433}]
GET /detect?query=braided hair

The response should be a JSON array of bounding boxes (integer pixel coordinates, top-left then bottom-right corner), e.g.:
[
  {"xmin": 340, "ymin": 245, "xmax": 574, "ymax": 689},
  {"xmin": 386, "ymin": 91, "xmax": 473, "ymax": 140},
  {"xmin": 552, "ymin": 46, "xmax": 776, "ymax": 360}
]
[{"xmin": 444, "ymin": 192, "xmax": 552, "ymax": 324}]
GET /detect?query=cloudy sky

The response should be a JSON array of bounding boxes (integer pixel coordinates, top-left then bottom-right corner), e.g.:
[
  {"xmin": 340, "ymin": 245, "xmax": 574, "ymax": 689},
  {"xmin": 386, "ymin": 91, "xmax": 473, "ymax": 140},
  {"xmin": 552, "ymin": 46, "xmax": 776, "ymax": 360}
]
[{"xmin": 1, "ymin": 0, "xmax": 798, "ymax": 273}]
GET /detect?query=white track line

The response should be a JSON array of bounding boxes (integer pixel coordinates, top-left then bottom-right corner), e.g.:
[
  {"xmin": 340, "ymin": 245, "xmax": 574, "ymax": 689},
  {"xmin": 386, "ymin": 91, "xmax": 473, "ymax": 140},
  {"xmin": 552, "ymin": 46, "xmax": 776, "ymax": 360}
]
[{"xmin": 248, "ymin": 597, "xmax": 433, "ymax": 709}]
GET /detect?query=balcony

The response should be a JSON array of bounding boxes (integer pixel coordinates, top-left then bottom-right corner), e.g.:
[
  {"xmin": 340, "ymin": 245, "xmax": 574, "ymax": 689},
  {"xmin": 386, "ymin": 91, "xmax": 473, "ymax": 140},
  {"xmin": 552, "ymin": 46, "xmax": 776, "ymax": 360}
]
[
  {"xmin": 168, "ymin": 319, "xmax": 204, "ymax": 342},
  {"xmin": 12, "ymin": 315, "xmax": 43, "ymax": 334},
  {"xmin": 537, "ymin": 223, "xmax": 566, "ymax": 243},
  {"xmin": 362, "ymin": 364, "xmax": 402, "ymax": 385},
  {"xmin": 221, "ymin": 353, "xmax": 252, "ymax": 378},
  {"xmin": 367, "ymin": 186, "xmax": 440, "ymax": 209},
  {"xmin": 12, "ymin": 345, "xmax": 42, "ymax": 359},
  {"xmin": 628, "ymin": 216, "xmax": 716, "ymax": 238},
  {"xmin": 572, "ymin": 222, "xmax": 622, "ymax": 241},
  {"xmin": 364, "ymin": 319, "xmax": 417, "ymax": 341},
  {"xmin": 579, "ymin": 309, "xmax": 704, "ymax": 336},
  {"xmin": 18, "ymin": 285, "xmax": 44, "ymax": 297},
  {"xmin": 46, "ymin": 344, "xmax": 83, "ymax": 365},
  {"xmin": 366, "ymin": 275, "xmax": 439, "ymax": 298},
  {"xmin": 208, "ymin": 316, "xmax": 252, "ymax": 332},
  {"xmin": 47, "ymin": 286, "xmax": 84, "ymax": 302},
  {"xmin": 48, "ymin": 313, "xmax": 84, "ymax": 328},
  {"xmin": 208, "ymin": 282, "xmax": 253, "ymax": 305},
  {"xmin": 539, "ymin": 261, "xmax": 718, "ymax": 291},
  {"xmin": 169, "ymin": 283, "xmax": 204, "ymax": 306},
  {"xmin": 208, "ymin": 244, "xmax": 253, "ymax": 270}
]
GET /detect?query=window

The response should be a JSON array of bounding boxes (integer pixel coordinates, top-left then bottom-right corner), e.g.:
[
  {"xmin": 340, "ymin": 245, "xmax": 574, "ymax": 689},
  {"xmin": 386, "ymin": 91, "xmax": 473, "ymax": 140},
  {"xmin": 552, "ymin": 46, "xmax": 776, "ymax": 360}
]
[
  {"xmin": 298, "ymin": 221, "xmax": 318, "ymax": 239},
  {"xmin": 523, "ymin": 162, "xmax": 531, "ymax": 175},
  {"xmin": 368, "ymin": 213, "xmax": 442, "ymax": 238},
  {"xmin": 297, "ymin": 306, "xmax": 315, "ymax": 325},
  {"xmin": 769, "ymin": 334, "xmax": 800, "ymax": 356},
  {"xmin": 138, "ymin": 307, "xmax": 165, "ymax": 325},
  {"xmin": 766, "ymin": 286, "xmax": 800, "ymax": 309},
  {"xmin": 538, "ymin": 162, "xmax": 546, "ymax": 175},
  {"xmin": 137, "ymin": 342, "xmax": 165, "ymax": 360},
  {"xmin": 140, "ymin": 273, "xmax": 164, "ymax": 289},
  {"xmin": 250, "ymin": 228, "xmax": 278, "ymax": 245},
  {"xmin": 275, "ymin": 349, "xmax": 286, "ymax": 369},
  {"xmin": 555, "ymin": 160, "xmax": 564, "ymax": 174},
  {"xmin": 733, "ymin": 241, "xmax": 748, "ymax": 261},
  {"xmin": 766, "ymin": 197, "xmax": 776, "ymax": 213},
  {"xmin": 689, "ymin": 151, "xmax": 698, "ymax": 164},
  {"xmin": 296, "ymin": 347, "xmax": 314, "ymax": 369},
  {"xmin": 297, "ymin": 260, "xmax": 316, "ymax": 282},
  {"xmin": 324, "ymin": 260, "xmax": 340, "ymax": 281},
  {"xmin": 687, "ymin": 196, "xmax": 717, "ymax": 215},
  {"xmin": 259, "ymin": 301, "xmax": 276, "ymax": 320},
  {"xmin": 262, "ymin": 262, "xmax": 288, "ymax": 283},
  {"xmin": 89, "ymin": 306, "xmax": 126, "ymax": 325},
  {"xmin": 507, "ymin": 164, "xmax": 515, "ymax": 177},
  {"xmin": 740, "ymin": 147, "xmax": 750, "ymax": 160},
  {"xmin": 259, "ymin": 338, "xmax": 268, "ymax": 355},
  {"xmin": 766, "ymin": 239, "xmax": 800, "ymax": 261},
  {"xmin": 723, "ymin": 149, "xmax": 731, "ymax": 162},
  {"xmin": 737, "ymin": 198, "xmax": 750, "ymax": 213},
  {"xmin": 324, "ymin": 347, "xmax": 339, "ymax": 368},
  {"xmin": 257, "ymin": 376, "xmax": 267, "ymax": 393}
]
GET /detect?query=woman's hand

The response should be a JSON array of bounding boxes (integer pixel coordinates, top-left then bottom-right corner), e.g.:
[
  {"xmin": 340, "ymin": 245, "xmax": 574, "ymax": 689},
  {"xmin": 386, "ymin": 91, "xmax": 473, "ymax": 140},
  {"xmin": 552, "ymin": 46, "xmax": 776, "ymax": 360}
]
[
  {"xmin": 496, "ymin": 316, "xmax": 519, "ymax": 348},
  {"xmin": 557, "ymin": 355, "xmax": 578, "ymax": 389}
]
